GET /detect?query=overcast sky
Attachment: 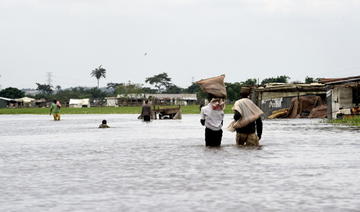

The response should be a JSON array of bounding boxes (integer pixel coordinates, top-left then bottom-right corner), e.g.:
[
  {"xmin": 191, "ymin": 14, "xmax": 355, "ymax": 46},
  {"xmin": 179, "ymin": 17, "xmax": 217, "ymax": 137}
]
[{"xmin": 0, "ymin": 0, "xmax": 360, "ymax": 89}]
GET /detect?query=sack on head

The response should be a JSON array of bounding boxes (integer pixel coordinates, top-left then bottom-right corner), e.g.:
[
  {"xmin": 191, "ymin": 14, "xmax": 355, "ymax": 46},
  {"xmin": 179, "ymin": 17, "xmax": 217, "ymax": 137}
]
[{"xmin": 196, "ymin": 75, "xmax": 227, "ymax": 98}]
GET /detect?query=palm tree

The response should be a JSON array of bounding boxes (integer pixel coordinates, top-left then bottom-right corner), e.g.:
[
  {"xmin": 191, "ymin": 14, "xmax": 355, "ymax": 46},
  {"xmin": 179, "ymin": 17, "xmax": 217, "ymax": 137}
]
[{"xmin": 91, "ymin": 65, "xmax": 106, "ymax": 88}]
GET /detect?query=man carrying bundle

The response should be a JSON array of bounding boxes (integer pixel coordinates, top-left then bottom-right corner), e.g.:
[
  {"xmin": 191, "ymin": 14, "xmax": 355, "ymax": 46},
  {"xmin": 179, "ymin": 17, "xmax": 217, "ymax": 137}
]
[
  {"xmin": 228, "ymin": 88, "xmax": 263, "ymax": 146},
  {"xmin": 141, "ymin": 99, "xmax": 152, "ymax": 122},
  {"xmin": 200, "ymin": 96, "xmax": 225, "ymax": 146},
  {"xmin": 197, "ymin": 75, "xmax": 227, "ymax": 147}
]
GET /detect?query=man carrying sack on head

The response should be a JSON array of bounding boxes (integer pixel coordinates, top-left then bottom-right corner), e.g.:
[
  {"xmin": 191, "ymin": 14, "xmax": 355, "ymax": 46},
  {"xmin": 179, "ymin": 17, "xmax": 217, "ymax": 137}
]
[
  {"xmin": 200, "ymin": 96, "xmax": 225, "ymax": 146},
  {"xmin": 197, "ymin": 75, "xmax": 226, "ymax": 147},
  {"xmin": 228, "ymin": 88, "xmax": 263, "ymax": 146}
]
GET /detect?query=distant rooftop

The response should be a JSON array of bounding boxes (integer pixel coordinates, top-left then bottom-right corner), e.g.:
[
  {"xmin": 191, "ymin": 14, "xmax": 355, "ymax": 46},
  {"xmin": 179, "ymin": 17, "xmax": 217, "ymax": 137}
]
[{"xmin": 319, "ymin": 75, "xmax": 360, "ymax": 85}]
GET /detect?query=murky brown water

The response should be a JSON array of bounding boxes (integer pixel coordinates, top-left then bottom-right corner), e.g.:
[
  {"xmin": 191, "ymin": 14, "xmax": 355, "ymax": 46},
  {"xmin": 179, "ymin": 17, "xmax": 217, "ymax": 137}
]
[{"xmin": 0, "ymin": 114, "xmax": 359, "ymax": 211}]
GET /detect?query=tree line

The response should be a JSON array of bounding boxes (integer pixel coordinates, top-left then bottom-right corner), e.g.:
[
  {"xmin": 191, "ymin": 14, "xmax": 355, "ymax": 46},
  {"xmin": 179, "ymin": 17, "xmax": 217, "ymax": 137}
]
[{"xmin": 0, "ymin": 65, "xmax": 319, "ymax": 103}]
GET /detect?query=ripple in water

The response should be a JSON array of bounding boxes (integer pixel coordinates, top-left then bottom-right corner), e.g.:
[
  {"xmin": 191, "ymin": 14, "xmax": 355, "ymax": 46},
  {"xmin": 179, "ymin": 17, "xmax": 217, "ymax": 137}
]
[{"xmin": 0, "ymin": 114, "xmax": 359, "ymax": 211}]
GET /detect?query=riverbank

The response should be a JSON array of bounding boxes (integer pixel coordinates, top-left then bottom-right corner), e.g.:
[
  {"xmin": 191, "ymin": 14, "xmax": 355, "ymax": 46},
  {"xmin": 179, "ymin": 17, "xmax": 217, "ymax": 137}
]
[
  {"xmin": 328, "ymin": 116, "xmax": 360, "ymax": 127},
  {"xmin": 0, "ymin": 105, "xmax": 234, "ymax": 114}
]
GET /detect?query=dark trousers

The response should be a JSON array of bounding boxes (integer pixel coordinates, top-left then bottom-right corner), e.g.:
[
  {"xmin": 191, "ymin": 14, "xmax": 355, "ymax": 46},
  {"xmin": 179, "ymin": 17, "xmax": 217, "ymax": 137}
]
[
  {"xmin": 205, "ymin": 128, "xmax": 223, "ymax": 147},
  {"xmin": 143, "ymin": 115, "xmax": 151, "ymax": 122}
]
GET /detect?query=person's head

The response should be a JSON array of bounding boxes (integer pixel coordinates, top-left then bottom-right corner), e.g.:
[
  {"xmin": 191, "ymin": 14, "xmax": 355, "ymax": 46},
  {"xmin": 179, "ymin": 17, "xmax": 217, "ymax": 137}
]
[
  {"xmin": 240, "ymin": 87, "xmax": 251, "ymax": 99},
  {"xmin": 210, "ymin": 98, "xmax": 225, "ymax": 110},
  {"xmin": 53, "ymin": 100, "xmax": 57, "ymax": 103},
  {"xmin": 145, "ymin": 99, "xmax": 148, "ymax": 104},
  {"xmin": 102, "ymin": 120, "xmax": 107, "ymax": 124}
]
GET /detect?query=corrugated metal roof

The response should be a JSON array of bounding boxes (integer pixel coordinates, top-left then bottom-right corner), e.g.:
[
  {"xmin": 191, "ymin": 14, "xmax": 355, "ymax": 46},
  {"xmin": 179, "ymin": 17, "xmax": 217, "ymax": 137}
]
[
  {"xmin": 0, "ymin": 97, "xmax": 14, "ymax": 101},
  {"xmin": 320, "ymin": 76, "xmax": 360, "ymax": 85},
  {"xmin": 116, "ymin": 94, "xmax": 145, "ymax": 99},
  {"xmin": 16, "ymin": 97, "xmax": 35, "ymax": 103},
  {"xmin": 256, "ymin": 83, "xmax": 325, "ymax": 92}
]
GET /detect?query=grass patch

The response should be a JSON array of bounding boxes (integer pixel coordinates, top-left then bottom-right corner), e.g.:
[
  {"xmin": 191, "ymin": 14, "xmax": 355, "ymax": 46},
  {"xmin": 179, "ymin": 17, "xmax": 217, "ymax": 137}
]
[
  {"xmin": 0, "ymin": 104, "xmax": 234, "ymax": 115},
  {"xmin": 328, "ymin": 116, "xmax": 360, "ymax": 127}
]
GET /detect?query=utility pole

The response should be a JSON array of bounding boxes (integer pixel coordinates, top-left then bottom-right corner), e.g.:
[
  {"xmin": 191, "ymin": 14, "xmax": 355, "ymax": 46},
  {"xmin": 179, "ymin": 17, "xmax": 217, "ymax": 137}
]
[{"xmin": 46, "ymin": 72, "xmax": 53, "ymax": 87}]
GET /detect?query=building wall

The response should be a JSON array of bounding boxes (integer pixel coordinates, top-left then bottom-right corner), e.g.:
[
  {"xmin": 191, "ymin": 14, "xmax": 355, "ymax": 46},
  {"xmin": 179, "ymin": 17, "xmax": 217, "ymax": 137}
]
[
  {"xmin": 331, "ymin": 87, "xmax": 353, "ymax": 119},
  {"xmin": 261, "ymin": 91, "xmax": 323, "ymax": 100},
  {"xmin": 0, "ymin": 99, "xmax": 7, "ymax": 108},
  {"xmin": 106, "ymin": 98, "xmax": 118, "ymax": 107},
  {"xmin": 326, "ymin": 90, "xmax": 332, "ymax": 119},
  {"xmin": 260, "ymin": 96, "xmax": 294, "ymax": 118},
  {"xmin": 339, "ymin": 87, "xmax": 353, "ymax": 107},
  {"xmin": 257, "ymin": 90, "xmax": 325, "ymax": 118}
]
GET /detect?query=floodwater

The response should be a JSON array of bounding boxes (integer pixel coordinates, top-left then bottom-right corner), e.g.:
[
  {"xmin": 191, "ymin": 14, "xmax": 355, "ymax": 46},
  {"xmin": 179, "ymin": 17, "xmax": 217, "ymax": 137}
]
[{"xmin": 0, "ymin": 114, "xmax": 359, "ymax": 212}]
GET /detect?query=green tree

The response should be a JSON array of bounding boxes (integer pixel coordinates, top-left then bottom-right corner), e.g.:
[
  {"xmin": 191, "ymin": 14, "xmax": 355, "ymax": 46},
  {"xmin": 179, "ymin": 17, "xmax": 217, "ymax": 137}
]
[
  {"xmin": 91, "ymin": 65, "xmax": 106, "ymax": 88},
  {"xmin": 0, "ymin": 87, "xmax": 25, "ymax": 99},
  {"xmin": 305, "ymin": 76, "xmax": 316, "ymax": 84},
  {"xmin": 53, "ymin": 87, "xmax": 109, "ymax": 104},
  {"xmin": 115, "ymin": 82, "xmax": 144, "ymax": 95},
  {"xmin": 184, "ymin": 83, "xmax": 207, "ymax": 101},
  {"xmin": 107, "ymin": 82, "xmax": 121, "ymax": 90},
  {"xmin": 261, "ymin": 75, "xmax": 290, "ymax": 85},
  {"xmin": 185, "ymin": 83, "xmax": 201, "ymax": 93},
  {"xmin": 242, "ymin": 78, "xmax": 257, "ymax": 86},
  {"xmin": 225, "ymin": 82, "xmax": 242, "ymax": 102},
  {"xmin": 142, "ymin": 87, "xmax": 157, "ymax": 94},
  {"xmin": 163, "ymin": 84, "xmax": 183, "ymax": 94},
  {"xmin": 36, "ymin": 83, "xmax": 53, "ymax": 95},
  {"xmin": 89, "ymin": 87, "xmax": 107, "ymax": 99},
  {"xmin": 145, "ymin": 72, "xmax": 171, "ymax": 93},
  {"xmin": 106, "ymin": 82, "xmax": 122, "ymax": 95}
]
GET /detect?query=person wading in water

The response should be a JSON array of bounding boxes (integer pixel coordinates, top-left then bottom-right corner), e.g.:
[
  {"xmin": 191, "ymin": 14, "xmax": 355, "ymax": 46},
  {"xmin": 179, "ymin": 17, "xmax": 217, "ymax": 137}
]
[
  {"xmin": 141, "ymin": 99, "xmax": 152, "ymax": 122},
  {"xmin": 200, "ymin": 96, "xmax": 225, "ymax": 147},
  {"xmin": 228, "ymin": 90, "xmax": 263, "ymax": 146},
  {"xmin": 99, "ymin": 120, "xmax": 110, "ymax": 128},
  {"xmin": 49, "ymin": 100, "xmax": 61, "ymax": 121}
]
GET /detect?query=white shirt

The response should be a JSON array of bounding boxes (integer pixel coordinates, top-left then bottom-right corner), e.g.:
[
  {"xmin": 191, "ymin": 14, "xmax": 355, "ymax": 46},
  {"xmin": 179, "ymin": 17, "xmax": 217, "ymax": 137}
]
[{"xmin": 200, "ymin": 104, "xmax": 224, "ymax": 131}]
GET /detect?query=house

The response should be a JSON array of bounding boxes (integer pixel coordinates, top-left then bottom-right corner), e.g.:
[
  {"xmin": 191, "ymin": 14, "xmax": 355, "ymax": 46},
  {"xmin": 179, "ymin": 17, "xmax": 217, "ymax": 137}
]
[
  {"xmin": 253, "ymin": 83, "xmax": 326, "ymax": 118},
  {"xmin": 320, "ymin": 76, "xmax": 360, "ymax": 119},
  {"xmin": 105, "ymin": 97, "xmax": 118, "ymax": 107},
  {"xmin": 34, "ymin": 98, "xmax": 48, "ymax": 108},
  {"xmin": 0, "ymin": 97, "xmax": 19, "ymax": 108},
  {"xmin": 0, "ymin": 97, "xmax": 47, "ymax": 108},
  {"xmin": 146, "ymin": 94, "xmax": 197, "ymax": 106},
  {"xmin": 16, "ymin": 97, "xmax": 36, "ymax": 107},
  {"xmin": 117, "ymin": 94, "xmax": 145, "ymax": 106},
  {"xmin": 69, "ymin": 98, "xmax": 90, "ymax": 108},
  {"xmin": 0, "ymin": 97, "xmax": 12, "ymax": 108}
]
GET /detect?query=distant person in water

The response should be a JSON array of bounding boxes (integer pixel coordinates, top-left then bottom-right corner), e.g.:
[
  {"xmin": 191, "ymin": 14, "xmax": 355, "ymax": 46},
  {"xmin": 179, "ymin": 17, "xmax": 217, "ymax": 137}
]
[
  {"xmin": 200, "ymin": 95, "xmax": 225, "ymax": 147},
  {"xmin": 99, "ymin": 120, "xmax": 110, "ymax": 128},
  {"xmin": 141, "ymin": 99, "xmax": 152, "ymax": 122},
  {"xmin": 228, "ymin": 90, "xmax": 263, "ymax": 146},
  {"xmin": 49, "ymin": 100, "xmax": 61, "ymax": 121}
]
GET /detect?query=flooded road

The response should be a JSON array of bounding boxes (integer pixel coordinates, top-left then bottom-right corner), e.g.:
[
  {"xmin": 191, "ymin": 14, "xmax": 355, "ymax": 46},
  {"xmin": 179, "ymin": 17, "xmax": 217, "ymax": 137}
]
[{"xmin": 0, "ymin": 114, "xmax": 359, "ymax": 212}]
